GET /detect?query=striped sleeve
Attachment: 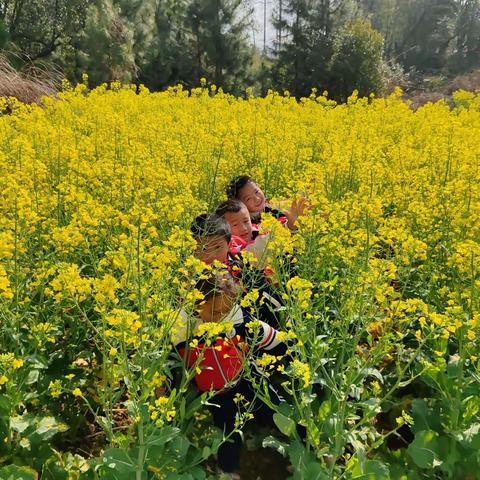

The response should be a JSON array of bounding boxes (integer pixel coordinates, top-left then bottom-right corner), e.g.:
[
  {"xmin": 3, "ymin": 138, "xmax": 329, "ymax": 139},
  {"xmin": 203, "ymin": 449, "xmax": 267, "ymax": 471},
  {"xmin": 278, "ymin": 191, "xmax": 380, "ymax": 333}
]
[{"xmin": 256, "ymin": 321, "xmax": 287, "ymax": 355}]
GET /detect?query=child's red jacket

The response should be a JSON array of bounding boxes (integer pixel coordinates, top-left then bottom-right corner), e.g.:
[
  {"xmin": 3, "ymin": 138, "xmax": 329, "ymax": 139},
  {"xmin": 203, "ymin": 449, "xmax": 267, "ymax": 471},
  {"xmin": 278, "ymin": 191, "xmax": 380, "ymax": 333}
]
[{"xmin": 171, "ymin": 305, "xmax": 286, "ymax": 392}]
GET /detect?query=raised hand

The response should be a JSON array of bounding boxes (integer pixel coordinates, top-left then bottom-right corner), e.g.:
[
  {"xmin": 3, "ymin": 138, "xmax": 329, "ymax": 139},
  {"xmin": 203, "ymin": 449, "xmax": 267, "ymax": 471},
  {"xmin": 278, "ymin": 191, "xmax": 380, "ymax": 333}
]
[{"xmin": 284, "ymin": 196, "xmax": 308, "ymax": 230}]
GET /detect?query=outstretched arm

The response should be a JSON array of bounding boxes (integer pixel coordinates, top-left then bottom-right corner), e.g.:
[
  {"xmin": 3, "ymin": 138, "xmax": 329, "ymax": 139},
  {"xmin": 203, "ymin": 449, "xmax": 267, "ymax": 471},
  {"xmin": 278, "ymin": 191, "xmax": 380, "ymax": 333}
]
[{"xmin": 284, "ymin": 197, "xmax": 308, "ymax": 231}]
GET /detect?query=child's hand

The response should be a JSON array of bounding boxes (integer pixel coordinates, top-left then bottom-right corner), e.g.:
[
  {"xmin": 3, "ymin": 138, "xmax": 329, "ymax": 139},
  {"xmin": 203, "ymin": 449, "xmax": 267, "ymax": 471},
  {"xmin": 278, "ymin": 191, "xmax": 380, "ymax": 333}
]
[{"xmin": 285, "ymin": 197, "xmax": 308, "ymax": 230}]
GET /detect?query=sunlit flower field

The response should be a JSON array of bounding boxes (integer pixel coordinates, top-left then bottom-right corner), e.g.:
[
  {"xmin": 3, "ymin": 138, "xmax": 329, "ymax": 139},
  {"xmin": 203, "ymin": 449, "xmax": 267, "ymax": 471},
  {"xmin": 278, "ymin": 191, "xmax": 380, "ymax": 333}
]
[{"xmin": 0, "ymin": 82, "xmax": 479, "ymax": 479}]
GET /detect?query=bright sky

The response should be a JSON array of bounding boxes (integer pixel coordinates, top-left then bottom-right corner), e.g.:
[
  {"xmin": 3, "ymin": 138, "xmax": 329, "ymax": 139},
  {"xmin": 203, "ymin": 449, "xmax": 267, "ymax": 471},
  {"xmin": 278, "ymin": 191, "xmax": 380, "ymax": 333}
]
[{"xmin": 251, "ymin": 0, "xmax": 275, "ymax": 49}]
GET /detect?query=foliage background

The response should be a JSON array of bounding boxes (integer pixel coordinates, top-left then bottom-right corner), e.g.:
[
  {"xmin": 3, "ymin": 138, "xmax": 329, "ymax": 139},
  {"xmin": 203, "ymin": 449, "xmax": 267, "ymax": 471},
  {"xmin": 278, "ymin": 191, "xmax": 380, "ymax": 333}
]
[{"xmin": 0, "ymin": 0, "xmax": 480, "ymax": 99}]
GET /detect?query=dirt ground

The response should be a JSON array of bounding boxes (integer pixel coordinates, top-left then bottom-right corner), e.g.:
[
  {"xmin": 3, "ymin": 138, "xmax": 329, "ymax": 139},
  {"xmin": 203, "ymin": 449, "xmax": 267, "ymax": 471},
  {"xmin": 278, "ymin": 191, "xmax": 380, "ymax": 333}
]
[{"xmin": 239, "ymin": 447, "xmax": 290, "ymax": 480}]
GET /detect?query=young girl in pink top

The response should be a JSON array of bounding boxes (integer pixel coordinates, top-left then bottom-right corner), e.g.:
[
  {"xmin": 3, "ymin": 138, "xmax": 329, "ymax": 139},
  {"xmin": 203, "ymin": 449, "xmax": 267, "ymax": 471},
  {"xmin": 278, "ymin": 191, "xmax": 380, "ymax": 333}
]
[{"xmin": 225, "ymin": 175, "xmax": 307, "ymax": 230}]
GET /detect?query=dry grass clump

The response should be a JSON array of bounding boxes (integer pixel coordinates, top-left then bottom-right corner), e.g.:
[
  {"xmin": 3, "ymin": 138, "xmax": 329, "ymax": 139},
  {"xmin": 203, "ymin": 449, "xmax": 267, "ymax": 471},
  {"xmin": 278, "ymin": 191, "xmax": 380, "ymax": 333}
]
[
  {"xmin": 406, "ymin": 91, "xmax": 449, "ymax": 110},
  {"xmin": 405, "ymin": 69, "xmax": 480, "ymax": 109},
  {"xmin": 446, "ymin": 70, "xmax": 480, "ymax": 94},
  {"xmin": 0, "ymin": 53, "xmax": 60, "ymax": 106}
]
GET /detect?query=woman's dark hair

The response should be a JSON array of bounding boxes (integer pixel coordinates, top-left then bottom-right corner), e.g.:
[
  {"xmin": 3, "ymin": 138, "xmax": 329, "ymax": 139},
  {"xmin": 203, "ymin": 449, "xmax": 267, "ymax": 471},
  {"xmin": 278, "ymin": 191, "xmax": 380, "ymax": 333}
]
[
  {"xmin": 190, "ymin": 214, "xmax": 231, "ymax": 242},
  {"xmin": 215, "ymin": 199, "xmax": 245, "ymax": 217},
  {"xmin": 225, "ymin": 175, "xmax": 254, "ymax": 199}
]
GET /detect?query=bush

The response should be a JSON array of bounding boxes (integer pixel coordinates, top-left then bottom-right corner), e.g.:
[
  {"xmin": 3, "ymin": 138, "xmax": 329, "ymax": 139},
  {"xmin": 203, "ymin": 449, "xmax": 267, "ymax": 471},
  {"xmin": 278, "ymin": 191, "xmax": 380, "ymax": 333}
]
[{"xmin": 328, "ymin": 21, "xmax": 384, "ymax": 101}]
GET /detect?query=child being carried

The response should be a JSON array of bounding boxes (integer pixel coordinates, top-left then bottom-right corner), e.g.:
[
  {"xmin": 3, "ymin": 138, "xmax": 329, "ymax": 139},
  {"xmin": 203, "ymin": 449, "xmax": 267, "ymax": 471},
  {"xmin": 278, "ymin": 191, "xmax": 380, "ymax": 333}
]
[{"xmin": 171, "ymin": 274, "xmax": 290, "ymax": 477}]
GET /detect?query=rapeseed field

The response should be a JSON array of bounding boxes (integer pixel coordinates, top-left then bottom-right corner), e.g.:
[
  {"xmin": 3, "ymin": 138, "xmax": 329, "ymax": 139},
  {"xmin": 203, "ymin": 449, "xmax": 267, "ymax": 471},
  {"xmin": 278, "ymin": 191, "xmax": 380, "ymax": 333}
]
[{"xmin": 0, "ymin": 81, "xmax": 479, "ymax": 479}]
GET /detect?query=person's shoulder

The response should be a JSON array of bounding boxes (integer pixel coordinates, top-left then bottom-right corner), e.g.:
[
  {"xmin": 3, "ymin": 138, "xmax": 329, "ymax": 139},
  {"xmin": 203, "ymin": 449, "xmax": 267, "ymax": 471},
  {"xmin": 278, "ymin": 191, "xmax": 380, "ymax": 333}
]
[
  {"xmin": 223, "ymin": 304, "xmax": 246, "ymax": 326},
  {"xmin": 264, "ymin": 205, "xmax": 287, "ymax": 221}
]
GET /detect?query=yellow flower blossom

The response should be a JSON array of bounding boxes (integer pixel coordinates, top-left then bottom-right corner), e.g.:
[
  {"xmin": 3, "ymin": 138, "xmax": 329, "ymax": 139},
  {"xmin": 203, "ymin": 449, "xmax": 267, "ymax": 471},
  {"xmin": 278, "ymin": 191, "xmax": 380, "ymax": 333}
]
[
  {"xmin": 290, "ymin": 359, "xmax": 311, "ymax": 388},
  {"xmin": 12, "ymin": 359, "xmax": 24, "ymax": 369}
]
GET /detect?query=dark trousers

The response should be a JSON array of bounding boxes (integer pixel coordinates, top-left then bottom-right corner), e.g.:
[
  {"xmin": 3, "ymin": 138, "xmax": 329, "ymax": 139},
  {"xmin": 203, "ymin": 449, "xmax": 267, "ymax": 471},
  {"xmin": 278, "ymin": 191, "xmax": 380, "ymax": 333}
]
[{"xmin": 208, "ymin": 377, "xmax": 281, "ymax": 473}]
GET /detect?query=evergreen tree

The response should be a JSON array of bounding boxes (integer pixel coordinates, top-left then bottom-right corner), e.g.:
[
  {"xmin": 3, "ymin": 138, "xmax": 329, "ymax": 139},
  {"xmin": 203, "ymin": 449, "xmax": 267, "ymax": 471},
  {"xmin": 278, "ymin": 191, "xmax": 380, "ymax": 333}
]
[
  {"xmin": 71, "ymin": 0, "xmax": 136, "ymax": 84},
  {"xmin": 355, "ymin": 0, "xmax": 401, "ymax": 59},
  {"xmin": 2, "ymin": 0, "xmax": 479, "ymax": 95},
  {"xmin": 270, "ymin": 0, "xmax": 330, "ymax": 96},
  {"xmin": 137, "ymin": 0, "xmax": 195, "ymax": 90},
  {"xmin": 270, "ymin": 0, "xmax": 360, "ymax": 97},
  {"xmin": 365, "ymin": 0, "xmax": 480, "ymax": 76},
  {"xmin": 186, "ymin": 0, "xmax": 254, "ymax": 92},
  {"xmin": 399, "ymin": 0, "xmax": 455, "ymax": 71},
  {"xmin": 0, "ymin": 0, "xmax": 86, "ymax": 63},
  {"xmin": 116, "ymin": 0, "xmax": 157, "ymax": 74}
]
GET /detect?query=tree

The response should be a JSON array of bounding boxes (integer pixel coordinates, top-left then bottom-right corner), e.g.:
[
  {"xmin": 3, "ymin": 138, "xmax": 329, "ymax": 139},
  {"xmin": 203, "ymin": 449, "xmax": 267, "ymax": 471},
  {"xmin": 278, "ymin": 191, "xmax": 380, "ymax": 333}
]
[
  {"xmin": 270, "ymin": 0, "xmax": 329, "ymax": 96},
  {"xmin": 270, "ymin": 0, "xmax": 362, "ymax": 97},
  {"xmin": 66, "ymin": 0, "xmax": 136, "ymax": 84},
  {"xmin": 0, "ymin": 0, "xmax": 86, "ymax": 62},
  {"xmin": 450, "ymin": 0, "xmax": 480, "ymax": 72},
  {"xmin": 328, "ymin": 20, "xmax": 384, "ymax": 100},
  {"xmin": 355, "ymin": 0, "xmax": 401, "ymax": 59},
  {"xmin": 358, "ymin": 0, "xmax": 480, "ymax": 77},
  {"xmin": 136, "ymin": 0, "xmax": 195, "ymax": 90},
  {"xmin": 186, "ymin": 0, "xmax": 255, "ymax": 92}
]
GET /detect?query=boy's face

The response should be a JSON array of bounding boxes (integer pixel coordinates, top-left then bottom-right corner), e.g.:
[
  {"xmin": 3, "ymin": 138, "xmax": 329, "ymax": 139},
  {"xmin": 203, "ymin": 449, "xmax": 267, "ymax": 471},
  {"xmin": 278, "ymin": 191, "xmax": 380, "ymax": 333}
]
[
  {"xmin": 198, "ymin": 291, "xmax": 235, "ymax": 323},
  {"xmin": 224, "ymin": 205, "xmax": 253, "ymax": 242},
  {"xmin": 238, "ymin": 181, "xmax": 266, "ymax": 214},
  {"xmin": 195, "ymin": 235, "xmax": 229, "ymax": 265}
]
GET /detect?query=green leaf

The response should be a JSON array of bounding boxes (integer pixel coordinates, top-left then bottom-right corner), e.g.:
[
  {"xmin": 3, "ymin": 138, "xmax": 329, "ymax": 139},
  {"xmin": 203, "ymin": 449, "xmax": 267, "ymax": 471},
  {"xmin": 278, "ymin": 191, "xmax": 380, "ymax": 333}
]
[
  {"xmin": 26, "ymin": 355, "xmax": 49, "ymax": 370},
  {"xmin": 349, "ymin": 384, "xmax": 363, "ymax": 400},
  {"xmin": 435, "ymin": 435, "xmax": 461, "ymax": 475},
  {"xmin": 287, "ymin": 439, "xmax": 326, "ymax": 478},
  {"xmin": 411, "ymin": 399, "xmax": 441, "ymax": 434},
  {"xmin": 165, "ymin": 435, "xmax": 190, "ymax": 463},
  {"xmin": 102, "ymin": 448, "xmax": 136, "ymax": 478},
  {"xmin": 10, "ymin": 415, "xmax": 32, "ymax": 434},
  {"xmin": 189, "ymin": 466, "xmax": 206, "ymax": 479},
  {"xmin": 0, "ymin": 395, "xmax": 11, "ymax": 415},
  {"xmin": 184, "ymin": 394, "xmax": 204, "ymax": 420},
  {"xmin": 273, "ymin": 412, "xmax": 296, "ymax": 437},
  {"xmin": 25, "ymin": 370, "xmax": 40, "ymax": 385},
  {"xmin": 351, "ymin": 459, "xmax": 390, "ymax": 479},
  {"xmin": 96, "ymin": 416, "xmax": 113, "ymax": 434},
  {"xmin": 0, "ymin": 464, "xmax": 38, "ymax": 480},
  {"xmin": 146, "ymin": 446, "xmax": 168, "ymax": 469},
  {"xmin": 179, "ymin": 397, "xmax": 186, "ymax": 419},
  {"xmin": 290, "ymin": 446, "xmax": 330, "ymax": 480},
  {"xmin": 35, "ymin": 416, "xmax": 69, "ymax": 440},
  {"xmin": 361, "ymin": 368, "xmax": 384, "ymax": 384},
  {"xmin": 407, "ymin": 430, "xmax": 443, "ymax": 469},
  {"xmin": 146, "ymin": 426, "xmax": 179, "ymax": 447},
  {"xmin": 318, "ymin": 400, "xmax": 331, "ymax": 422},
  {"xmin": 42, "ymin": 455, "xmax": 69, "ymax": 480},
  {"xmin": 19, "ymin": 437, "xmax": 31, "ymax": 450},
  {"xmin": 277, "ymin": 401, "xmax": 294, "ymax": 418},
  {"xmin": 456, "ymin": 423, "xmax": 480, "ymax": 450},
  {"xmin": 262, "ymin": 435, "xmax": 288, "ymax": 457}
]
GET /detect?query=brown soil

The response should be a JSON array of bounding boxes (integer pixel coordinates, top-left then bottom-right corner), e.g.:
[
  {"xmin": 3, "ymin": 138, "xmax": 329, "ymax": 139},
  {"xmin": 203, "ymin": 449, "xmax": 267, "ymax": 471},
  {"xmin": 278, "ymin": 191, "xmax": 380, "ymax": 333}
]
[{"xmin": 239, "ymin": 447, "xmax": 290, "ymax": 480}]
